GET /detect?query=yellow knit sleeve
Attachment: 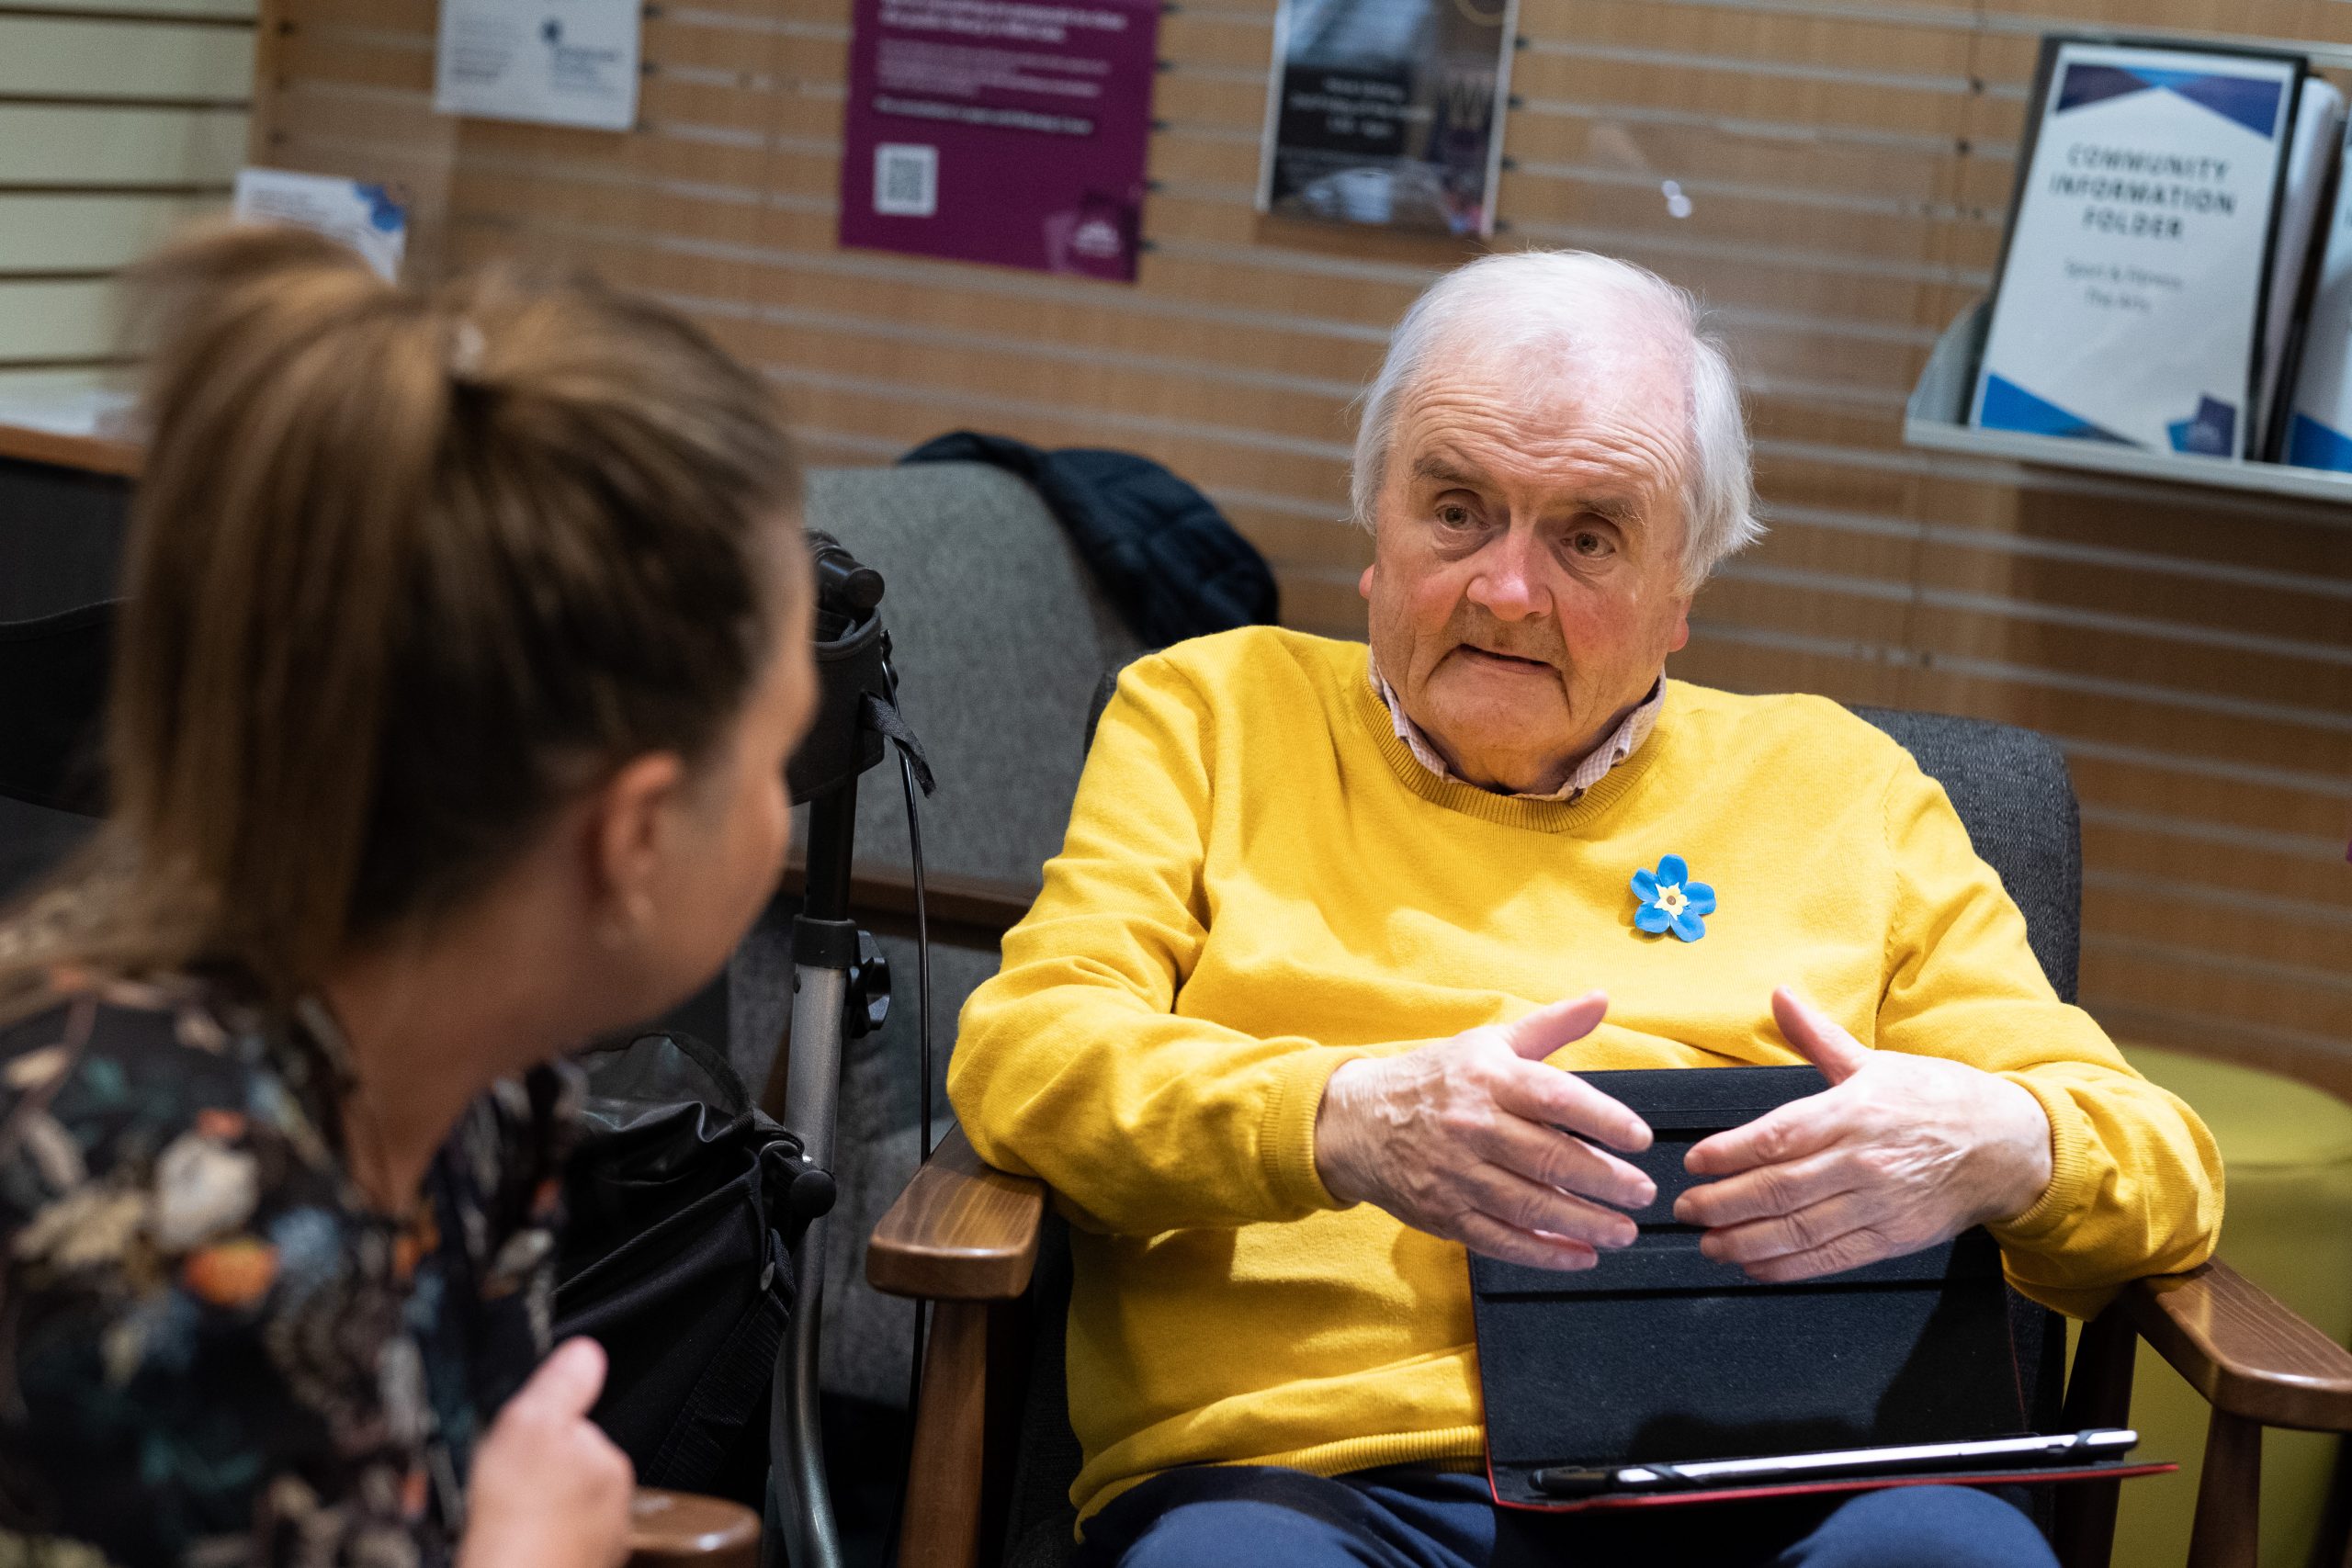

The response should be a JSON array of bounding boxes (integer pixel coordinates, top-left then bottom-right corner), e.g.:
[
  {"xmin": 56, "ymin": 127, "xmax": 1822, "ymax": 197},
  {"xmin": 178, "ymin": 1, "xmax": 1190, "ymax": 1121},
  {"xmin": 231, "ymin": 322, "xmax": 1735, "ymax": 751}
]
[
  {"xmin": 946, "ymin": 653, "xmax": 1364, "ymax": 1235},
  {"xmin": 1874, "ymin": 755, "xmax": 2222, "ymax": 1317}
]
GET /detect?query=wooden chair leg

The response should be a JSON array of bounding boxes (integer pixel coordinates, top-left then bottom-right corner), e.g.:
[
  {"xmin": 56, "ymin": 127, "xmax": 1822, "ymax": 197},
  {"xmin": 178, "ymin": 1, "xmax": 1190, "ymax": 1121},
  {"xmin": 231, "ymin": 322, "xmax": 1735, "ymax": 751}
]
[
  {"xmin": 2187, "ymin": 1410, "xmax": 2263, "ymax": 1568},
  {"xmin": 2054, "ymin": 1304, "xmax": 2138, "ymax": 1568},
  {"xmin": 899, "ymin": 1299, "xmax": 991, "ymax": 1568},
  {"xmin": 2316, "ymin": 1433, "xmax": 2352, "ymax": 1568}
]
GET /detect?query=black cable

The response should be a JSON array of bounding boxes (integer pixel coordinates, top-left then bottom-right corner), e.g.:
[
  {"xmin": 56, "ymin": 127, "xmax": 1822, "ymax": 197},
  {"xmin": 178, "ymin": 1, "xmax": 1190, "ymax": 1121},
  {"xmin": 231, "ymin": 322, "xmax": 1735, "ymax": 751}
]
[
  {"xmin": 899, "ymin": 744, "xmax": 933, "ymax": 1409},
  {"xmin": 883, "ymin": 738, "xmax": 933, "ymax": 1568},
  {"xmin": 903, "ymin": 743, "xmax": 932, "ymax": 1163}
]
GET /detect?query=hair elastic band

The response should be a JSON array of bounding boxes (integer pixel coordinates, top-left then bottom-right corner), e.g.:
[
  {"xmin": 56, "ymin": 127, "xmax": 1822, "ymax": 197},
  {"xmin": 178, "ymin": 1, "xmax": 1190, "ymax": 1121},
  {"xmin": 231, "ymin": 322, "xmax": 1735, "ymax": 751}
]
[{"xmin": 447, "ymin": 321, "xmax": 486, "ymax": 379}]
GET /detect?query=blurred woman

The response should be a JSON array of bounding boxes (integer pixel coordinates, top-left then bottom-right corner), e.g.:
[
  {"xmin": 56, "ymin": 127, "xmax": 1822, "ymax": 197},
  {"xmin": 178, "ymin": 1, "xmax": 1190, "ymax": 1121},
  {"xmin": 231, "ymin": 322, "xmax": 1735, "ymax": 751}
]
[{"xmin": 0, "ymin": 224, "xmax": 814, "ymax": 1568}]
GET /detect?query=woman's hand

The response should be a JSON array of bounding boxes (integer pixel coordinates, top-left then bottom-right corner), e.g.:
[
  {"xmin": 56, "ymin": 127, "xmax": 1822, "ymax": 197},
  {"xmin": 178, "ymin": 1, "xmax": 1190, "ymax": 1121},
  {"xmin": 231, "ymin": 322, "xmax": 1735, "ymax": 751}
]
[{"xmin": 460, "ymin": 1337, "xmax": 636, "ymax": 1568}]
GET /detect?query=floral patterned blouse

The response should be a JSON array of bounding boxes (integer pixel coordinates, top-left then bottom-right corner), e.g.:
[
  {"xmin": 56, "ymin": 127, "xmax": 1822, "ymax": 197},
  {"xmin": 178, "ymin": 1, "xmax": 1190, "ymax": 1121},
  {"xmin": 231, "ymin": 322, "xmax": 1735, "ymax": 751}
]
[{"xmin": 0, "ymin": 973, "xmax": 581, "ymax": 1568}]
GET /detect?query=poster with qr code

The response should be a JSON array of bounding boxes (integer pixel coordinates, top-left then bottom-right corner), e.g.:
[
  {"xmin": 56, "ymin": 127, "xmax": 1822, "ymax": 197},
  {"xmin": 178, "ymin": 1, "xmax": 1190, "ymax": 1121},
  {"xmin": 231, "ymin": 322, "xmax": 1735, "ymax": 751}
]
[{"xmin": 837, "ymin": 0, "xmax": 1160, "ymax": 280}]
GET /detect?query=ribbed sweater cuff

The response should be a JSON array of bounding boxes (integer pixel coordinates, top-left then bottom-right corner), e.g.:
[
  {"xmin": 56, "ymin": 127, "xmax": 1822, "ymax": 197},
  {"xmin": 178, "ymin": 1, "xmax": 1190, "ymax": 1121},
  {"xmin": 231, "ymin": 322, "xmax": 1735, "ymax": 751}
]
[
  {"xmin": 1988, "ymin": 1073, "xmax": 2093, "ymax": 1243},
  {"xmin": 1261, "ymin": 1045, "xmax": 1372, "ymax": 1214}
]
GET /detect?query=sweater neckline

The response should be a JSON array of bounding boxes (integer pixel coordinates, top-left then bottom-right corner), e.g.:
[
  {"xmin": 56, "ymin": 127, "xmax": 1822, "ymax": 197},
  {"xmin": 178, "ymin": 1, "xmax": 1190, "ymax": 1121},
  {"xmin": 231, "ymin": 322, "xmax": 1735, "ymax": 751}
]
[{"xmin": 1346, "ymin": 657, "xmax": 1676, "ymax": 833}]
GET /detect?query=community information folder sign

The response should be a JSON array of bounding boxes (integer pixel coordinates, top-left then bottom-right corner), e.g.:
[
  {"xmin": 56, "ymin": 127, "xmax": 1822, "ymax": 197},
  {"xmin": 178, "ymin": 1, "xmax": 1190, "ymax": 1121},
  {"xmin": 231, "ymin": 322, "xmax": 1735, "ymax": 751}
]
[
  {"xmin": 837, "ymin": 0, "xmax": 1159, "ymax": 280},
  {"xmin": 1973, "ymin": 39, "xmax": 2302, "ymax": 458}
]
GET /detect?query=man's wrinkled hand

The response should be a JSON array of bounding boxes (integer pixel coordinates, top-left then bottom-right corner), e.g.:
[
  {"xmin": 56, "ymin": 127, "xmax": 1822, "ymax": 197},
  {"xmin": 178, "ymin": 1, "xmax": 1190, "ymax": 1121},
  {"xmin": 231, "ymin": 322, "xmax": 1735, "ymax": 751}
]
[
  {"xmin": 1312, "ymin": 992, "xmax": 1656, "ymax": 1270},
  {"xmin": 1674, "ymin": 988, "xmax": 2055, "ymax": 1282}
]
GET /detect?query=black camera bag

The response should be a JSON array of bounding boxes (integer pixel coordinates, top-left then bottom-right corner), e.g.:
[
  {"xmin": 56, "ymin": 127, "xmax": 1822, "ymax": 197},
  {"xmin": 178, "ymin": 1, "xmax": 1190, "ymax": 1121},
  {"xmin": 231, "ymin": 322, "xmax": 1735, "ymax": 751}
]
[{"xmin": 554, "ymin": 1031, "xmax": 815, "ymax": 1506}]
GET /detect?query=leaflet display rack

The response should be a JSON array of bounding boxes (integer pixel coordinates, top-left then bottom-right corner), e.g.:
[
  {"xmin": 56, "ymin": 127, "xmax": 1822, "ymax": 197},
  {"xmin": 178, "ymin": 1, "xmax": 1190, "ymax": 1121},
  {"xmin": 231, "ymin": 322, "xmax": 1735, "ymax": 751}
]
[{"xmin": 1905, "ymin": 297, "xmax": 2352, "ymax": 511}]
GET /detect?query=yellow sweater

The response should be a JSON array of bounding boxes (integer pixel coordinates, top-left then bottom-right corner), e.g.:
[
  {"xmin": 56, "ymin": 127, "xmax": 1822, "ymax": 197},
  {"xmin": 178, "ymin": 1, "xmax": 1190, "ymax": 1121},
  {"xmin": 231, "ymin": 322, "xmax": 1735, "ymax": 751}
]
[{"xmin": 950, "ymin": 627, "xmax": 2222, "ymax": 1528}]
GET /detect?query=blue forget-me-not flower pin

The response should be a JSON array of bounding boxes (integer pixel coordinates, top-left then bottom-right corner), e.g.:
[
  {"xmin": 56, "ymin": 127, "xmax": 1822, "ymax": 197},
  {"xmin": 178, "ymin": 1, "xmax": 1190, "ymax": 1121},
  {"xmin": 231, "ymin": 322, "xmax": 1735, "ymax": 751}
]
[{"xmin": 1631, "ymin": 854, "xmax": 1714, "ymax": 942}]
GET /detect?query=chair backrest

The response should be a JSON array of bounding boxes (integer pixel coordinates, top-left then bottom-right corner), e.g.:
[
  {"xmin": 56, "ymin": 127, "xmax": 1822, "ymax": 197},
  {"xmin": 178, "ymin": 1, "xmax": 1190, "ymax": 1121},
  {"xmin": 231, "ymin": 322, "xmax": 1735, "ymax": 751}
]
[
  {"xmin": 775, "ymin": 463, "xmax": 1145, "ymax": 1412},
  {"xmin": 997, "ymin": 681, "xmax": 2085, "ymax": 1563},
  {"xmin": 808, "ymin": 462, "xmax": 1147, "ymax": 890}
]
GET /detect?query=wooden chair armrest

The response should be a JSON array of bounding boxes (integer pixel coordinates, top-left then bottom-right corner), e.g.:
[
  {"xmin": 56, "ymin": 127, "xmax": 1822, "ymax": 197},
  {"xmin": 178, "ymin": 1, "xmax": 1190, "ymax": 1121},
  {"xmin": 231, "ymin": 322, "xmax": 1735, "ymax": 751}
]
[
  {"xmin": 867, "ymin": 1124, "xmax": 1045, "ymax": 1300},
  {"xmin": 2123, "ymin": 1259, "xmax": 2352, "ymax": 1430},
  {"xmin": 777, "ymin": 856, "xmax": 1037, "ymax": 947},
  {"xmin": 0, "ymin": 423, "xmax": 141, "ymax": 479},
  {"xmin": 628, "ymin": 1488, "xmax": 760, "ymax": 1568}
]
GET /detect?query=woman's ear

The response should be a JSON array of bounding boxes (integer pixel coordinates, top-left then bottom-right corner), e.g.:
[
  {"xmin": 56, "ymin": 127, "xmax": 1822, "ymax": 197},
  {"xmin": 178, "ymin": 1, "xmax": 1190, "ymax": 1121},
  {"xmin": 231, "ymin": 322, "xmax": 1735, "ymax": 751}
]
[{"xmin": 587, "ymin": 750, "xmax": 689, "ymax": 940}]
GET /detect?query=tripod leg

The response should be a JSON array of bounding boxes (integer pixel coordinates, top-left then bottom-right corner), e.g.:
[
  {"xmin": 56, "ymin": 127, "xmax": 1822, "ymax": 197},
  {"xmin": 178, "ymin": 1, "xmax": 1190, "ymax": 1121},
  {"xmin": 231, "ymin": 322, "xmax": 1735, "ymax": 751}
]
[
  {"xmin": 772, "ymin": 947, "xmax": 854, "ymax": 1568},
  {"xmin": 774, "ymin": 1211, "xmax": 841, "ymax": 1568}
]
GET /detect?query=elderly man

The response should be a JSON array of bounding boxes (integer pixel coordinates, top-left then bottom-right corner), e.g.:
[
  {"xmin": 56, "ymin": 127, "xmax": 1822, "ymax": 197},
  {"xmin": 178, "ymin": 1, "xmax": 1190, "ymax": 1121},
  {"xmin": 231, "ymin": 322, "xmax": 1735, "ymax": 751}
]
[{"xmin": 948, "ymin": 251, "xmax": 2222, "ymax": 1568}]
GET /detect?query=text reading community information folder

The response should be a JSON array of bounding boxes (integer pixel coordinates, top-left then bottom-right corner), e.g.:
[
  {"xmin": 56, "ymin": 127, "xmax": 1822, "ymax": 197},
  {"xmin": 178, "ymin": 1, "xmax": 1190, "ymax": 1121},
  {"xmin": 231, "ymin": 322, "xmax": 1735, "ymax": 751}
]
[{"xmin": 1973, "ymin": 39, "xmax": 2303, "ymax": 459}]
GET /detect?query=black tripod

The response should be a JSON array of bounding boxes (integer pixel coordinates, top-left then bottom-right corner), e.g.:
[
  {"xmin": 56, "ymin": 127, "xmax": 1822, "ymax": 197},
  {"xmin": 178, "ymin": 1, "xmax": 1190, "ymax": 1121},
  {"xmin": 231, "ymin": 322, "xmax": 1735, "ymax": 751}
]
[{"xmin": 766, "ymin": 534, "xmax": 932, "ymax": 1568}]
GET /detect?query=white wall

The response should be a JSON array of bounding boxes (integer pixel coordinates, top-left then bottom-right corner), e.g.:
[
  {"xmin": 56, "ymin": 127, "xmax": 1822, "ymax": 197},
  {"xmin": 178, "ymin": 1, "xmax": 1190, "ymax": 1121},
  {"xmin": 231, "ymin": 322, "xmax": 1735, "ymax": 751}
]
[{"xmin": 0, "ymin": 2, "xmax": 254, "ymax": 417}]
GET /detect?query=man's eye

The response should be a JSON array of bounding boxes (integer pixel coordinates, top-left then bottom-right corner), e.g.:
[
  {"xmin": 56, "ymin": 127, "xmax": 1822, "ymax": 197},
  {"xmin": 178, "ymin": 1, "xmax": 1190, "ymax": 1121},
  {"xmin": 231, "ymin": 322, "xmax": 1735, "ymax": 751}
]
[
  {"xmin": 1434, "ymin": 504, "xmax": 1477, "ymax": 531},
  {"xmin": 1569, "ymin": 530, "xmax": 1614, "ymax": 558}
]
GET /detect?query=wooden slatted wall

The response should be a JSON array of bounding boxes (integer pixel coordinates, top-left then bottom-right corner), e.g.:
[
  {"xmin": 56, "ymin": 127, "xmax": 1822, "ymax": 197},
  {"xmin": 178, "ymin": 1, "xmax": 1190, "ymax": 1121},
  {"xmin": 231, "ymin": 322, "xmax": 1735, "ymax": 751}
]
[
  {"xmin": 238, "ymin": 0, "xmax": 2351, "ymax": 1092},
  {"xmin": 0, "ymin": 0, "xmax": 254, "ymax": 408}
]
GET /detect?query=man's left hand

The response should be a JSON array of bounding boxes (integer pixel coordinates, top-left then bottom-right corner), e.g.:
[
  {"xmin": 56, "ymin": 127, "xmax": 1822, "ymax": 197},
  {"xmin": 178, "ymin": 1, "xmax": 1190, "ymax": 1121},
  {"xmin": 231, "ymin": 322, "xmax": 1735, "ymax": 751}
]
[{"xmin": 1673, "ymin": 988, "xmax": 2054, "ymax": 1281}]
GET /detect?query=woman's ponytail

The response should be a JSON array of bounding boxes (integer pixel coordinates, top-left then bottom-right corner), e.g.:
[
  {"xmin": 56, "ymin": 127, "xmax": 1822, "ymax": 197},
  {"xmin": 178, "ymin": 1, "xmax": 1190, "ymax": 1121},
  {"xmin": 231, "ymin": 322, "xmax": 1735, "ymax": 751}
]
[{"xmin": 1, "ymin": 221, "xmax": 801, "ymax": 1009}]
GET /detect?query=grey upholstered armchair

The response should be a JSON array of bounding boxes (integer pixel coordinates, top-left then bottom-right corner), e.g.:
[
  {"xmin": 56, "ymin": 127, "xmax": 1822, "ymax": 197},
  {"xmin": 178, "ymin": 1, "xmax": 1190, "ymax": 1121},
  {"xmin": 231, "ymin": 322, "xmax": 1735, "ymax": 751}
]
[{"xmin": 865, "ymin": 694, "xmax": 2352, "ymax": 1568}]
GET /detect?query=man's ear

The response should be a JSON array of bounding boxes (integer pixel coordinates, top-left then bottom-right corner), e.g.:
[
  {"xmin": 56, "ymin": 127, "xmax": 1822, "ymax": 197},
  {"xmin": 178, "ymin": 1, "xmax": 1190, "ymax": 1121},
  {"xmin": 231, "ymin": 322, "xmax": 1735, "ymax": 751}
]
[
  {"xmin": 1359, "ymin": 562, "xmax": 1376, "ymax": 602},
  {"xmin": 1668, "ymin": 597, "xmax": 1692, "ymax": 653},
  {"xmin": 588, "ymin": 751, "xmax": 689, "ymax": 929}
]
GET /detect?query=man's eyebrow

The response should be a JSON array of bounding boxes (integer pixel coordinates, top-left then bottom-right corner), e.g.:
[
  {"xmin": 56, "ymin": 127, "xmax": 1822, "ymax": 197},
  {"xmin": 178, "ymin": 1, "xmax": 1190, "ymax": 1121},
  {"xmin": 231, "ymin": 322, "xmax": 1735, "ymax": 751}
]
[
  {"xmin": 1409, "ymin": 455, "xmax": 1487, "ymax": 488},
  {"xmin": 1408, "ymin": 452, "xmax": 1649, "ymax": 527}
]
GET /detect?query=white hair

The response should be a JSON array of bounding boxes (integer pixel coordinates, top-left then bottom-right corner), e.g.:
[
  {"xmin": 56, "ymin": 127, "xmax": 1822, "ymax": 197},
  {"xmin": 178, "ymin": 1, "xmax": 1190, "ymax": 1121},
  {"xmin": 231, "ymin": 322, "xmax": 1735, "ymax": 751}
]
[{"xmin": 1349, "ymin": 250, "xmax": 1762, "ymax": 592}]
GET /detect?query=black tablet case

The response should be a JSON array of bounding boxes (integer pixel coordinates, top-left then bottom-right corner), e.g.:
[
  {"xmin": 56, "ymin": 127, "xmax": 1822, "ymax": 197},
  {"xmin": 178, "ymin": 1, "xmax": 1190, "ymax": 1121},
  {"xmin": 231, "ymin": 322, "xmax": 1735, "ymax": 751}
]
[{"xmin": 1469, "ymin": 1066, "xmax": 2171, "ymax": 1513}]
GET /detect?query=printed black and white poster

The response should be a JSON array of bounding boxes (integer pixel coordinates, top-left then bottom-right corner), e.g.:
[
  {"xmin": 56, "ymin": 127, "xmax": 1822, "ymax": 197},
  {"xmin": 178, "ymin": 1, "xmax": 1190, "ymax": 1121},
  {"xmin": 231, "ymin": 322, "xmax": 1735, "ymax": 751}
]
[{"xmin": 1256, "ymin": 0, "xmax": 1517, "ymax": 236}]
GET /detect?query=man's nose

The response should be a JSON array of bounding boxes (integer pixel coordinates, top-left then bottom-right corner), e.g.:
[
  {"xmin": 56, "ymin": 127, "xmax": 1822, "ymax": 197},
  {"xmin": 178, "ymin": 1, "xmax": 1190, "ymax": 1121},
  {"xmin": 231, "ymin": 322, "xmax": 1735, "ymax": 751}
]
[{"xmin": 1464, "ymin": 528, "xmax": 1547, "ymax": 621}]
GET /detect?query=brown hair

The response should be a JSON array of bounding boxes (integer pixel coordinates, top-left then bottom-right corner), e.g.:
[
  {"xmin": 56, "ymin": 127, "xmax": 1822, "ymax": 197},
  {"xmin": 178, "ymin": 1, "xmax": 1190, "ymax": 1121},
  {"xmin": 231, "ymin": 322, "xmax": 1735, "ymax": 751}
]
[{"xmin": 1, "ymin": 222, "xmax": 803, "ymax": 1008}]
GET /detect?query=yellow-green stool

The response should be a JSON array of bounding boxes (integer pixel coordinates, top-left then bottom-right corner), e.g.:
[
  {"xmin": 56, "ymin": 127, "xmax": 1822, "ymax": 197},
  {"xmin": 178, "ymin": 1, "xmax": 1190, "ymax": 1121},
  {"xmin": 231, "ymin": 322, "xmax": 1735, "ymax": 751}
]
[{"xmin": 2098, "ymin": 1045, "xmax": 2352, "ymax": 1568}]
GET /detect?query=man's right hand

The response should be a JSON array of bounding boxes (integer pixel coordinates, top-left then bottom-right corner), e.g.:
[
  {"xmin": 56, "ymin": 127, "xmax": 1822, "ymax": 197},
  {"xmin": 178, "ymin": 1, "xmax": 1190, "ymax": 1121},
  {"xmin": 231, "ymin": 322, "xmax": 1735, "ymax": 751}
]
[
  {"xmin": 1312, "ymin": 992, "xmax": 1655, "ymax": 1269},
  {"xmin": 459, "ymin": 1337, "xmax": 636, "ymax": 1568}
]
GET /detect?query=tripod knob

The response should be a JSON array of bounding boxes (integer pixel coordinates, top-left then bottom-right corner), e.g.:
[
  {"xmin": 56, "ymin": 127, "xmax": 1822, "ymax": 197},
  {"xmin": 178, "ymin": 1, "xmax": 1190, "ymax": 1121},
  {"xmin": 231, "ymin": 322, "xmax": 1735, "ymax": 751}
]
[
  {"xmin": 787, "ymin": 1165, "xmax": 838, "ymax": 1220},
  {"xmin": 845, "ymin": 929, "xmax": 890, "ymax": 1038}
]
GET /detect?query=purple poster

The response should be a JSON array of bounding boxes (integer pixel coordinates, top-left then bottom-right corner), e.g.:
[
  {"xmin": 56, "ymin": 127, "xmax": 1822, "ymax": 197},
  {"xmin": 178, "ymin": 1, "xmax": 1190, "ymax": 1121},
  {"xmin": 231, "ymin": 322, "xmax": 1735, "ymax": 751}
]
[{"xmin": 838, "ymin": 0, "xmax": 1160, "ymax": 281}]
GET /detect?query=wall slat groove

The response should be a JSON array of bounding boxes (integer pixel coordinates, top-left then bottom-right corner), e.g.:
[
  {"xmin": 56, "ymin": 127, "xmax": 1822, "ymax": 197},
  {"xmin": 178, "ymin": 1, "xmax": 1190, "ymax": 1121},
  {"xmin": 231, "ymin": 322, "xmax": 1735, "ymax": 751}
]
[
  {"xmin": 2059, "ymin": 735, "xmax": 2352, "ymax": 803},
  {"xmin": 0, "ymin": 92, "xmax": 247, "ymax": 107},
  {"xmin": 762, "ymin": 362, "xmax": 1359, "ymax": 457},
  {"xmin": 1519, "ymin": 37, "xmax": 2013, "ymax": 97},
  {"xmin": 661, "ymin": 289, "xmax": 1372, "ymax": 398},
  {"xmin": 2090, "ymin": 874, "xmax": 2352, "ymax": 934},
  {"xmin": 1508, "ymin": 159, "xmax": 1994, "ymax": 223},
  {"xmin": 2081, "ymin": 805, "xmax": 2349, "ymax": 863},
  {"xmin": 1690, "ymin": 615, "xmax": 2352, "ymax": 742},
  {"xmin": 0, "ymin": 5, "xmax": 249, "ymax": 22},
  {"xmin": 1719, "ymin": 559, "xmax": 2352, "ymax": 667},
  {"xmin": 1543, "ymin": 0, "xmax": 2352, "ymax": 72},
  {"xmin": 1767, "ymin": 502, "xmax": 2352, "ymax": 598}
]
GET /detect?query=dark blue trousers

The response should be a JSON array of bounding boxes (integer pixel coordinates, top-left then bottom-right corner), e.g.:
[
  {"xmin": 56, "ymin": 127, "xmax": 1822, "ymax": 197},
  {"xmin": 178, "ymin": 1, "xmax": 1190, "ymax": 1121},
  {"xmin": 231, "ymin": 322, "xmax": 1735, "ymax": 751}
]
[{"xmin": 1074, "ymin": 1465, "xmax": 2060, "ymax": 1568}]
